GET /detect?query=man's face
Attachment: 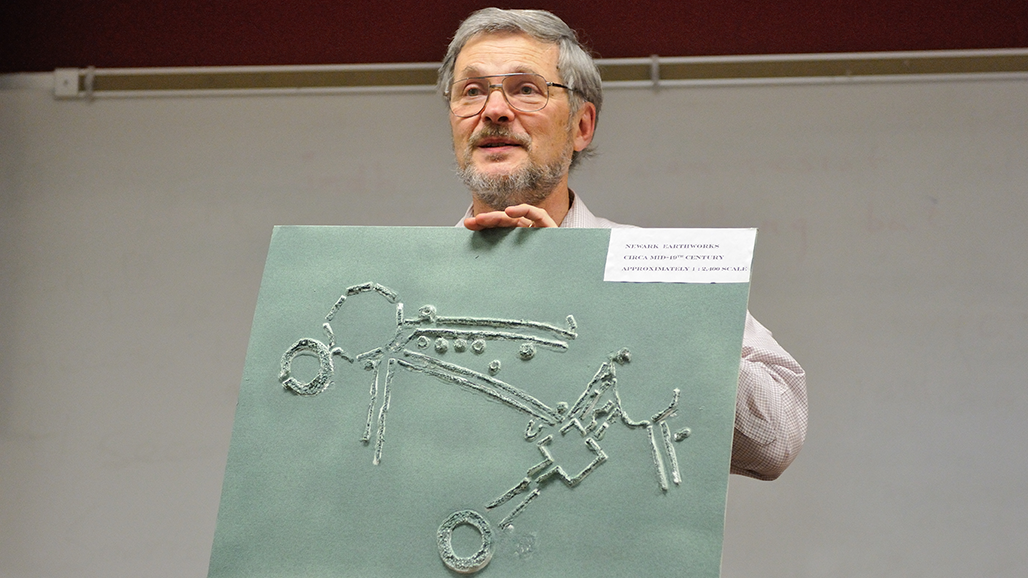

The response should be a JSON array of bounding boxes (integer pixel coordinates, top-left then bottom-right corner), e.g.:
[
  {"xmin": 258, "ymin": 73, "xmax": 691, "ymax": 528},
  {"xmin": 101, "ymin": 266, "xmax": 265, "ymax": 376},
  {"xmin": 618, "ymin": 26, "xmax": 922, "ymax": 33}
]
[{"xmin": 449, "ymin": 32, "xmax": 588, "ymax": 209}]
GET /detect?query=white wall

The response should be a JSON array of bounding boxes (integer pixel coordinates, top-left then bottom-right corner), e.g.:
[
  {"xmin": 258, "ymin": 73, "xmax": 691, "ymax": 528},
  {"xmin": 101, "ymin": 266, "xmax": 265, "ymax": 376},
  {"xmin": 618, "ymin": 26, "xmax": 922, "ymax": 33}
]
[{"xmin": 2, "ymin": 74, "xmax": 1026, "ymax": 577}]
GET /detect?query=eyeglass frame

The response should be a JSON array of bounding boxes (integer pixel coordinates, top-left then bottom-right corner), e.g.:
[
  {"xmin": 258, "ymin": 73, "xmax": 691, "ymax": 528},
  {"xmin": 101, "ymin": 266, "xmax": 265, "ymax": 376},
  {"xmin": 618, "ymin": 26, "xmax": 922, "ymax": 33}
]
[{"xmin": 445, "ymin": 72, "xmax": 580, "ymax": 118}]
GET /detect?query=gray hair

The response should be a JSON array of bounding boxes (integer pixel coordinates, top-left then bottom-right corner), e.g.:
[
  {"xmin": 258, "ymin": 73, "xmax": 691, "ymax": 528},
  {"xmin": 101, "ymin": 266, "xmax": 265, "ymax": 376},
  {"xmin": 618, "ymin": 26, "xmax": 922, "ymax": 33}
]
[{"xmin": 438, "ymin": 8, "xmax": 603, "ymax": 169}]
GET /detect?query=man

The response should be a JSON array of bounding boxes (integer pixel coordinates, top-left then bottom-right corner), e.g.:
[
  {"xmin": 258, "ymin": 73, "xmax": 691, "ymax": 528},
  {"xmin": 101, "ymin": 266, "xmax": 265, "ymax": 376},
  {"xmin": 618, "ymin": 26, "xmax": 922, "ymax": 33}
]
[{"xmin": 439, "ymin": 8, "xmax": 806, "ymax": 480}]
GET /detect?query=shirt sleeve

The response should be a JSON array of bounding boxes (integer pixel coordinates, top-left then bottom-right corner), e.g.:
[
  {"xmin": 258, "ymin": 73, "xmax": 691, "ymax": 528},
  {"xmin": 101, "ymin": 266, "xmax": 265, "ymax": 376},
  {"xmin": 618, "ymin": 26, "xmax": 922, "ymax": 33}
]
[{"xmin": 730, "ymin": 312, "xmax": 808, "ymax": 480}]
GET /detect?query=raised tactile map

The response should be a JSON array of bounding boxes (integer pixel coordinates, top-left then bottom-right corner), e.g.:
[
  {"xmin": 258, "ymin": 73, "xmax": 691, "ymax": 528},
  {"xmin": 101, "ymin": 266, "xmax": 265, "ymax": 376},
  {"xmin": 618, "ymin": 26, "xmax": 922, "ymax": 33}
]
[{"xmin": 207, "ymin": 226, "xmax": 753, "ymax": 577}]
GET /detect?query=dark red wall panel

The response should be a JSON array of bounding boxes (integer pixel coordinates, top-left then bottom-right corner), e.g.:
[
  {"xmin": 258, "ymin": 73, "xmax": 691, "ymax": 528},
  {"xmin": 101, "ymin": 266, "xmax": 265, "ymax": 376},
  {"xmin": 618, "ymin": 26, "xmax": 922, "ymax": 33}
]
[{"xmin": 2, "ymin": 1, "xmax": 1027, "ymax": 73}]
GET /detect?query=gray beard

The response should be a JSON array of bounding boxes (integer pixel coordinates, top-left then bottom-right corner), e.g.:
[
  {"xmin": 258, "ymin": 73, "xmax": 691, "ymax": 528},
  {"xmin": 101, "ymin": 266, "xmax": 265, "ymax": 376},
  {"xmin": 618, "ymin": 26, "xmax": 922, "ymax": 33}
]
[
  {"xmin": 457, "ymin": 158, "xmax": 567, "ymax": 210},
  {"xmin": 457, "ymin": 124, "xmax": 573, "ymax": 211}
]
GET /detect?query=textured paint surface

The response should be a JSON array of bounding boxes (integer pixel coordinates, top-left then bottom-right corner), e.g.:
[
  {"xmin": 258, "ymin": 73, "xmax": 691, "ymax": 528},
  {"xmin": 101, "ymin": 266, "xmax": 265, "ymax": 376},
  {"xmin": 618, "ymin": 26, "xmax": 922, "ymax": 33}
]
[{"xmin": 207, "ymin": 226, "xmax": 750, "ymax": 577}]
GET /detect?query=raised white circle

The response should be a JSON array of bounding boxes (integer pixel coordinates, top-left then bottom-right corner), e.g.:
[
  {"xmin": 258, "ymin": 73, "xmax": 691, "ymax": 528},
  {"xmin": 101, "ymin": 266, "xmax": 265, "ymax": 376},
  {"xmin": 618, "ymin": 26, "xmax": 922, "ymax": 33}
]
[{"xmin": 437, "ymin": 509, "xmax": 493, "ymax": 574}]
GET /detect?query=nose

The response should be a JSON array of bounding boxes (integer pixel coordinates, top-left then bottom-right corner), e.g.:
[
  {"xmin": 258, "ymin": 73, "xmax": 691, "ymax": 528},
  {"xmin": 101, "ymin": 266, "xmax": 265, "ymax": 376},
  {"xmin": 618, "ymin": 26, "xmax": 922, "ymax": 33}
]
[{"xmin": 480, "ymin": 84, "xmax": 514, "ymax": 124}]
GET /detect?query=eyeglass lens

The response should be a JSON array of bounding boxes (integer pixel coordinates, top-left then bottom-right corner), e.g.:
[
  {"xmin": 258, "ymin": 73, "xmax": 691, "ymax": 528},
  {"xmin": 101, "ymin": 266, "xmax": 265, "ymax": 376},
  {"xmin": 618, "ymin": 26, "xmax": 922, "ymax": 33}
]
[{"xmin": 449, "ymin": 74, "xmax": 550, "ymax": 117}]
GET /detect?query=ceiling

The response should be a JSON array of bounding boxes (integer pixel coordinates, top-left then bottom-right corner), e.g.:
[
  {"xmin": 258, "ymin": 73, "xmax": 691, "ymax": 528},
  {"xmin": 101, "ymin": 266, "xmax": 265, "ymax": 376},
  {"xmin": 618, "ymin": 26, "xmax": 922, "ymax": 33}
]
[{"xmin": 2, "ymin": 0, "xmax": 1026, "ymax": 73}]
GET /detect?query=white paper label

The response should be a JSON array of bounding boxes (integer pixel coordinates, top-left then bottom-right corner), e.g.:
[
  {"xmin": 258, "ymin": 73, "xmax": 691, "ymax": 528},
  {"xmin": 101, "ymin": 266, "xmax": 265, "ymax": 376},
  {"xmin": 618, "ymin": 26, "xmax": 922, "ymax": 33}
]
[{"xmin": 604, "ymin": 228, "xmax": 757, "ymax": 283}]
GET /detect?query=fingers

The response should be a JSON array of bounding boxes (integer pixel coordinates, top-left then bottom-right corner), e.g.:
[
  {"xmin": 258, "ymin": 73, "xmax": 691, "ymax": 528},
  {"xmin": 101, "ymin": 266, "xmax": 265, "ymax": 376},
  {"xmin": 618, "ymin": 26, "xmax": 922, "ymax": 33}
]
[
  {"xmin": 504, "ymin": 204, "xmax": 558, "ymax": 228},
  {"xmin": 463, "ymin": 204, "xmax": 557, "ymax": 230},
  {"xmin": 463, "ymin": 213, "xmax": 521, "ymax": 230}
]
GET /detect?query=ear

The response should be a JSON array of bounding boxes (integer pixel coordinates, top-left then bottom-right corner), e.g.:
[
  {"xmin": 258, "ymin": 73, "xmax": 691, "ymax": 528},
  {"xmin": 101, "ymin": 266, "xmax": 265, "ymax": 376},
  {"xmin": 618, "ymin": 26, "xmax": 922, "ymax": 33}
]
[{"xmin": 571, "ymin": 102, "xmax": 597, "ymax": 152}]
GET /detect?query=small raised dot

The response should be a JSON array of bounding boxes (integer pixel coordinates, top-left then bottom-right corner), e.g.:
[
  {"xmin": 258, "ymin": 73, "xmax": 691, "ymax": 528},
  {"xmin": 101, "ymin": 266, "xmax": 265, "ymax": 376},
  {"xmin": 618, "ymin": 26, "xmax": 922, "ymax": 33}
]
[
  {"xmin": 613, "ymin": 348, "xmax": 631, "ymax": 364},
  {"xmin": 675, "ymin": 428, "xmax": 692, "ymax": 442},
  {"xmin": 488, "ymin": 360, "xmax": 501, "ymax": 375},
  {"xmin": 435, "ymin": 338, "xmax": 449, "ymax": 353},
  {"xmin": 518, "ymin": 343, "xmax": 536, "ymax": 360},
  {"xmin": 454, "ymin": 338, "xmax": 468, "ymax": 352},
  {"xmin": 417, "ymin": 336, "xmax": 430, "ymax": 349},
  {"xmin": 472, "ymin": 339, "xmax": 486, "ymax": 354}
]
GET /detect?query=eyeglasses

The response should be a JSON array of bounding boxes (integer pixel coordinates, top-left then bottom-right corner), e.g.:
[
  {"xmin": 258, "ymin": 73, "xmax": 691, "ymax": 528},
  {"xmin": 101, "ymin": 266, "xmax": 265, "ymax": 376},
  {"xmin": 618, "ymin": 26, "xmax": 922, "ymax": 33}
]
[{"xmin": 447, "ymin": 73, "xmax": 576, "ymax": 118}]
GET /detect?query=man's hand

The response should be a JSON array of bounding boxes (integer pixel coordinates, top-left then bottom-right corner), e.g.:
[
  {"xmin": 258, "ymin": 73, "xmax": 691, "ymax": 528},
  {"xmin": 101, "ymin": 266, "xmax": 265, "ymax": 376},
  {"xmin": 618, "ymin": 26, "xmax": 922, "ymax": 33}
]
[{"xmin": 463, "ymin": 204, "xmax": 559, "ymax": 230}]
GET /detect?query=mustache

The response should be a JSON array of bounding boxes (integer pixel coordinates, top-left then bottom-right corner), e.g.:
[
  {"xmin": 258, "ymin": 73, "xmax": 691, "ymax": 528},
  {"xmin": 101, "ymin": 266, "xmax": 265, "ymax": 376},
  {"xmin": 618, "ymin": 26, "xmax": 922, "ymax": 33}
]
[{"xmin": 468, "ymin": 126, "xmax": 532, "ymax": 149}]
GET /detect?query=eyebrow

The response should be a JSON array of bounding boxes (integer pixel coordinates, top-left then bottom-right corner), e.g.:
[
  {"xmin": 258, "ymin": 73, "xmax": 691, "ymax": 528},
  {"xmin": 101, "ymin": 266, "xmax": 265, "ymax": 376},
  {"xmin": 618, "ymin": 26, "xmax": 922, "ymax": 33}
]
[{"xmin": 457, "ymin": 65, "xmax": 539, "ymax": 79}]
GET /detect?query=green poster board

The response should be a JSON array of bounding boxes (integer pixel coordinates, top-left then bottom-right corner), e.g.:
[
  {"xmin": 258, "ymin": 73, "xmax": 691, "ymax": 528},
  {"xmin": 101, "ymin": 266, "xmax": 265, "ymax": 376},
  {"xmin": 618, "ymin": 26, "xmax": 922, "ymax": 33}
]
[{"xmin": 208, "ymin": 226, "xmax": 752, "ymax": 577}]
